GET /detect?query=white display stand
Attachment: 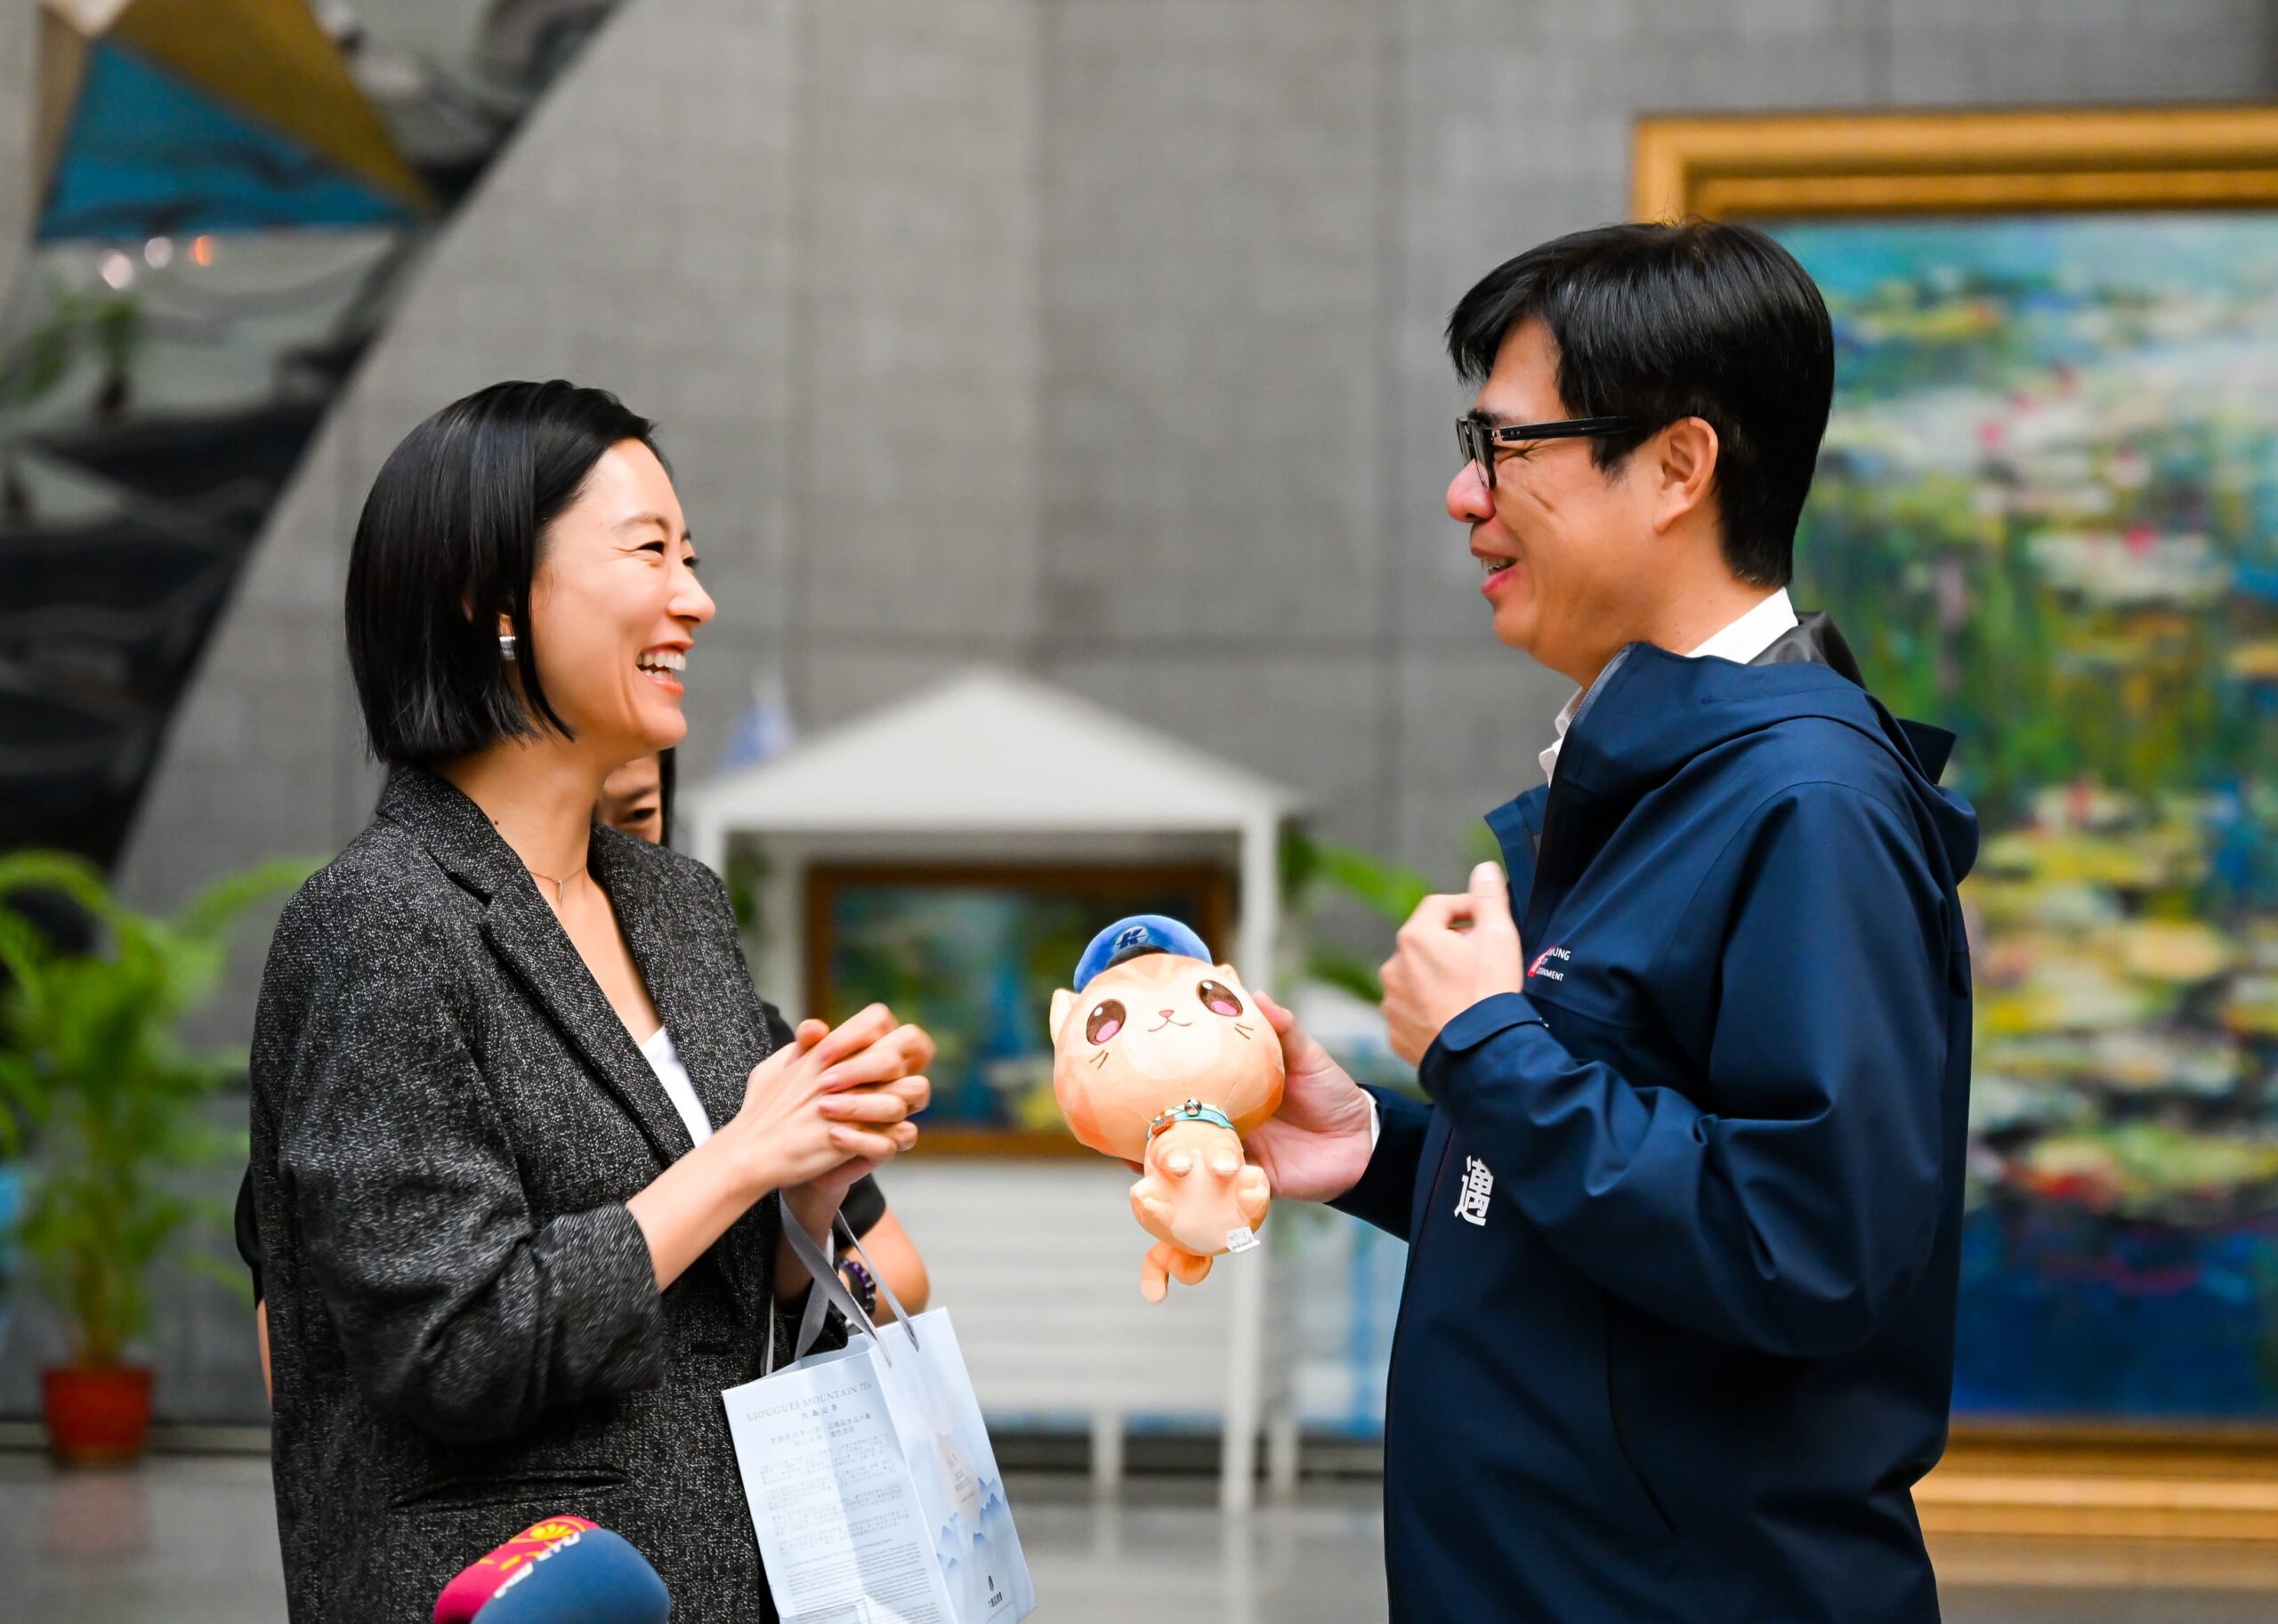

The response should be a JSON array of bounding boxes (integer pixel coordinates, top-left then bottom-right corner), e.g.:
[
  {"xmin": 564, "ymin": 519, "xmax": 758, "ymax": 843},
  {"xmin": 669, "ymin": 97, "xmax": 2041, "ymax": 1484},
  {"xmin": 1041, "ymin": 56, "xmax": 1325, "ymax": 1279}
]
[{"xmin": 684, "ymin": 667, "xmax": 1303, "ymax": 1509}]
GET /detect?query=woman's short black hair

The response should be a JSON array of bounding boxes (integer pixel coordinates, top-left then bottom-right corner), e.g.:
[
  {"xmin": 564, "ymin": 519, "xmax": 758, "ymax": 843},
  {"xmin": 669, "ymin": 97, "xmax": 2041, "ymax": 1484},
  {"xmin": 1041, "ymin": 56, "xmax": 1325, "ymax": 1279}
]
[
  {"xmin": 1445, "ymin": 220, "xmax": 1834, "ymax": 587},
  {"xmin": 345, "ymin": 379, "xmax": 666, "ymax": 766}
]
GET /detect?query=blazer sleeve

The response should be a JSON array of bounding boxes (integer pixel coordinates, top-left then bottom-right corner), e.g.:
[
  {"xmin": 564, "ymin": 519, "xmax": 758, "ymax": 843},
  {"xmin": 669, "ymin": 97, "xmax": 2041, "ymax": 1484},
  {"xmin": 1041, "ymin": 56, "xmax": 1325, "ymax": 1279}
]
[
  {"xmin": 839, "ymin": 1175, "xmax": 889, "ymax": 1238},
  {"xmin": 1418, "ymin": 782, "xmax": 1952, "ymax": 1358},
  {"xmin": 270, "ymin": 890, "xmax": 666, "ymax": 1441}
]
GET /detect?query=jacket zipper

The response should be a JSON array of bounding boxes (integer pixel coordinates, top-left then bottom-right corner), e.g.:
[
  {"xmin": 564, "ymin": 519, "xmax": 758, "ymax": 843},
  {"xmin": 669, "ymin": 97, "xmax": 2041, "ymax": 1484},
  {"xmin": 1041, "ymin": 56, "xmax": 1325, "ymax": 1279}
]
[{"xmin": 1385, "ymin": 786, "xmax": 1547, "ymax": 1420}]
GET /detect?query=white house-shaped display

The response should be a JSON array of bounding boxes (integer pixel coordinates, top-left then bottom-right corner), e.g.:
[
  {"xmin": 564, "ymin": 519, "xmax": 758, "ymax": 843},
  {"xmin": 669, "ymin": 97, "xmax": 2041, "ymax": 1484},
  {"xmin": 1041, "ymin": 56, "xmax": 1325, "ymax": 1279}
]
[{"xmin": 682, "ymin": 667, "xmax": 1305, "ymax": 1509}]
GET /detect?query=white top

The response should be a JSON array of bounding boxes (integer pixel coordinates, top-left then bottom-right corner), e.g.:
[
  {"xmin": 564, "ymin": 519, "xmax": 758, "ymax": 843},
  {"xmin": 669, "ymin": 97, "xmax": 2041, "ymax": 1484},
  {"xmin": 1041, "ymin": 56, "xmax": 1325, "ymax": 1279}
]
[
  {"xmin": 1538, "ymin": 588, "xmax": 1798, "ymax": 784},
  {"xmin": 640, "ymin": 1025, "xmax": 713, "ymax": 1148}
]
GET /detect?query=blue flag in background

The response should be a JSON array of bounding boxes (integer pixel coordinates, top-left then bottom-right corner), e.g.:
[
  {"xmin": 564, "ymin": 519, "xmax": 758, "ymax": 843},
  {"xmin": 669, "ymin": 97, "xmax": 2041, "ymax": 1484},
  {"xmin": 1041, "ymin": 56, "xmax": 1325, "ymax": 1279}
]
[{"xmin": 715, "ymin": 662, "xmax": 798, "ymax": 775}]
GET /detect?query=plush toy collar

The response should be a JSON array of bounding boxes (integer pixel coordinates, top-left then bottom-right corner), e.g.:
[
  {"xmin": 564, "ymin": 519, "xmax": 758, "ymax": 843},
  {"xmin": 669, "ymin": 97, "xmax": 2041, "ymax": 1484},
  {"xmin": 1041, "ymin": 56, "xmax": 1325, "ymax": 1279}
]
[{"xmin": 1147, "ymin": 1098, "xmax": 1236, "ymax": 1139}]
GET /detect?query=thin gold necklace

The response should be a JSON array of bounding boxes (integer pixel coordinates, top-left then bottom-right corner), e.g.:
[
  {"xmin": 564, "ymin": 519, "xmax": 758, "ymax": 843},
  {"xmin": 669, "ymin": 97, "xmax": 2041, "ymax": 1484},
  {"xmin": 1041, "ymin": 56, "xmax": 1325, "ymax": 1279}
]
[
  {"xmin": 488, "ymin": 812, "xmax": 588, "ymax": 904},
  {"xmin": 525, "ymin": 861, "xmax": 587, "ymax": 903}
]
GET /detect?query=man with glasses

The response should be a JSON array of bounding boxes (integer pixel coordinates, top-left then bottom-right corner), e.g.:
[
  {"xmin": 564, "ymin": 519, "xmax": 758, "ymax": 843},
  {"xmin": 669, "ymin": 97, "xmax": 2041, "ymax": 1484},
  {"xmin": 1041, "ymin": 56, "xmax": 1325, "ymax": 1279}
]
[{"xmin": 1247, "ymin": 222, "xmax": 1978, "ymax": 1622}]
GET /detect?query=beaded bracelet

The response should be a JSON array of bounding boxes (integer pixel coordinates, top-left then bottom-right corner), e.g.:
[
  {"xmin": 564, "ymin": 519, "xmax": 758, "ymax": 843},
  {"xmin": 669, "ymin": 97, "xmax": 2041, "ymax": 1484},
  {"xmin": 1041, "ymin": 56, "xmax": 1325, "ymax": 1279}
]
[{"xmin": 841, "ymin": 1255, "xmax": 879, "ymax": 1319}]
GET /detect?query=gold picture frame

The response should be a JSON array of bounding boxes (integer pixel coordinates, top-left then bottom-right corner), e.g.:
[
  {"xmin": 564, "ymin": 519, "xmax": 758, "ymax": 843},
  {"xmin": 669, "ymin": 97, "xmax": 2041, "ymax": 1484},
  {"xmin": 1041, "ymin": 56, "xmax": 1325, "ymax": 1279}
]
[
  {"xmin": 1634, "ymin": 105, "xmax": 2278, "ymax": 222},
  {"xmin": 1631, "ymin": 105, "xmax": 2278, "ymax": 1547},
  {"xmin": 804, "ymin": 860, "xmax": 1233, "ymax": 1158}
]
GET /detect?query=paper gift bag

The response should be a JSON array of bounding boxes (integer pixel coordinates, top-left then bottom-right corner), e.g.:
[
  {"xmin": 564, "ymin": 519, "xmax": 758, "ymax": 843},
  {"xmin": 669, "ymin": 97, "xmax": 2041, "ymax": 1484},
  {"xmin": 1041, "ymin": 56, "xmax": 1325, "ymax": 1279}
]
[{"xmin": 724, "ymin": 1201, "xmax": 1038, "ymax": 1624}]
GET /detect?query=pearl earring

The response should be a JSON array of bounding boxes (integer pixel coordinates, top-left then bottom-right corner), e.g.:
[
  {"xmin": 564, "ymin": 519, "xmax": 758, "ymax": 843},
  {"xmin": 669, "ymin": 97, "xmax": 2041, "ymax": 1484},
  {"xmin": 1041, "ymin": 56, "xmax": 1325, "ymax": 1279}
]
[{"xmin": 498, "ymin": 633, "xmax": 517, "ymax": 662}]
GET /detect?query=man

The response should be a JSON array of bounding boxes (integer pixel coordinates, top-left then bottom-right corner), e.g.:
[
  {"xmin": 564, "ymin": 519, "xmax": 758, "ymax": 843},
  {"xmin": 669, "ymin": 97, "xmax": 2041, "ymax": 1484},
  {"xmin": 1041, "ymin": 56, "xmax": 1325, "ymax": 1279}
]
[{"xmin": 1248, "ymin": 222, "xmax": 1978, "ymax": 1622}]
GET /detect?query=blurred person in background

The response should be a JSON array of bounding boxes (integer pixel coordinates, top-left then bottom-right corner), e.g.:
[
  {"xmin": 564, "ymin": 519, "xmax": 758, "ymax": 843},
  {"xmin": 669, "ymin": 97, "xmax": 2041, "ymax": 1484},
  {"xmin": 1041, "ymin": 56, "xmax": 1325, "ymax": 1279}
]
[
  {"xmin": 596, "ymin": 748, "xmax": 930, "ymax": 1321},
  {"xmin": 244, "ymin": 380, "xmax": 933, "ymax": 1622}
]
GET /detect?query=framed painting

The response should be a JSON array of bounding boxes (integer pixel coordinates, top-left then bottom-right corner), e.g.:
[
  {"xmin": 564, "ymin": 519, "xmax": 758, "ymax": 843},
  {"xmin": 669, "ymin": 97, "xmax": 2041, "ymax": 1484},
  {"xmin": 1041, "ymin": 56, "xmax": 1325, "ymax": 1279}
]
[
  {"xmin": 1636, "ymin": 107, "xmax": 2278, "ymax": 1534},
  {"xmin": 804, "ymin": 861, "xmax": 1232, "ymax": 1156}
]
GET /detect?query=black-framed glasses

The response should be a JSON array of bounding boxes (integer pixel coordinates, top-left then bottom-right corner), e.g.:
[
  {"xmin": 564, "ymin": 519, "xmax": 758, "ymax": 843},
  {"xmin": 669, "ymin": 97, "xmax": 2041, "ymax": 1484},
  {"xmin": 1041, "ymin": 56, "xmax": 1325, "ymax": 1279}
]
[{"xmin": 1457, "ymin": 415, "xmax": 1640, "ymax": 489}]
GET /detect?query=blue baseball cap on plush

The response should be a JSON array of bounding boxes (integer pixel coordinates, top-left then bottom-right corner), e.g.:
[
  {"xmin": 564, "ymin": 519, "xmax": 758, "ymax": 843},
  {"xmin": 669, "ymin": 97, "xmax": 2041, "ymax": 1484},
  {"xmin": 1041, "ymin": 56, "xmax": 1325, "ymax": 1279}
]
[{"xmin": 1075, "ymin": 915, "xmax": 1211, "ymax": 990}]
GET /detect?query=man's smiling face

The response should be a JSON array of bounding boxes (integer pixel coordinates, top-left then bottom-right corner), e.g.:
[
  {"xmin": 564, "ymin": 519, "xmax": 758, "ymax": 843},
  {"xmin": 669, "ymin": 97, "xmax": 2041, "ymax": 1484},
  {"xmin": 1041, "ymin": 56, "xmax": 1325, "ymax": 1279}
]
[{"xmin": 1446, "ymin": 317, "xmax": 1665, "ymax": 686}]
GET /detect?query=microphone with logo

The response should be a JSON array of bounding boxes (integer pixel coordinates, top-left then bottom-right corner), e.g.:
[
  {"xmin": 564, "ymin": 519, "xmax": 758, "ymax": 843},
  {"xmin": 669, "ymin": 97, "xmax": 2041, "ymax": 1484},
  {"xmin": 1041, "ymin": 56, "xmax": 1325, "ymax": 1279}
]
[{"xmin": 433, "ymin": 1515, "xmax": 670, "ymax": 1623}]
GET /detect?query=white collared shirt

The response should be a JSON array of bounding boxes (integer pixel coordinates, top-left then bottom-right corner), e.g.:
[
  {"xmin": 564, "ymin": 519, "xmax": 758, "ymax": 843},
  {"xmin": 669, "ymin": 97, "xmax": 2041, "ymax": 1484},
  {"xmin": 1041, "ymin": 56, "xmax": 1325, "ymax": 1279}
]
[{"xmin": 1538, "ymin": 588, "xmax": 1798, "ymax": 784}]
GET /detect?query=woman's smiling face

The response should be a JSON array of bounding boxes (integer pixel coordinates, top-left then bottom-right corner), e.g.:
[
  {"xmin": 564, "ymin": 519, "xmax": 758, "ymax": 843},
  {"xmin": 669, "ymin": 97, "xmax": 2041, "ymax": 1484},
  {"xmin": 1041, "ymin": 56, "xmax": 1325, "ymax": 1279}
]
[{"xmin": 519, "ymin": 440, "xmax": 714, "ymax": 763}]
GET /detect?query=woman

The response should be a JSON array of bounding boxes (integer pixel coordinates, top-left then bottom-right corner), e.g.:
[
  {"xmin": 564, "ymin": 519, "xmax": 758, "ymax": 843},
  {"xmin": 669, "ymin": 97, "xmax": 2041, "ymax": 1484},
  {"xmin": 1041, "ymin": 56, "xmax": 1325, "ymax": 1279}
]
[
  {"xmin": 238, "ymin": 749, "xmax": 933, "ymax": 1393},
  {"xmin": 246, "ymin": 381, "xmax": 933, "ymax": 1622}
]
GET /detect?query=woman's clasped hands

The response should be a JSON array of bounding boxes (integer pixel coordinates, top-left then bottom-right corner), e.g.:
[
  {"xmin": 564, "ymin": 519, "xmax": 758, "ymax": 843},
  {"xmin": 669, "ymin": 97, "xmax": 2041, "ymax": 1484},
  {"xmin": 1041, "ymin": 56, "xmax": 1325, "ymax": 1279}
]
[{"xmin": 731, "ymin": 1004, "xmax": 934, "ymax": 1220}]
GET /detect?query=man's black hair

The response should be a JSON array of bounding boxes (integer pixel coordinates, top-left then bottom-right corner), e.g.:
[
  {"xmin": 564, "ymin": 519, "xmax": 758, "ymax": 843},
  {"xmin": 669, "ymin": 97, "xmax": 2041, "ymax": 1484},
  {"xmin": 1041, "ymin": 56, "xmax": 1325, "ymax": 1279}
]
[
  {"xmin": 1446, "ymin": 220, "xmax": 1833, "ymax": 587},
  {"xmin": 345, "ymin": 380, "xmax": 666, "ymax": 766}
]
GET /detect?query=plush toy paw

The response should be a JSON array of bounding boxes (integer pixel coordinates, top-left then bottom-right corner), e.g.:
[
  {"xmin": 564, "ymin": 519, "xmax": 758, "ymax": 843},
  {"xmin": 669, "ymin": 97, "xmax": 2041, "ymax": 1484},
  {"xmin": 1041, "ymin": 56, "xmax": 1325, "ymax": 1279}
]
[
  {"xmin": 1235, "ymin": 1163, "xmax": 1271, "ymax": 1228},
  {"xmin": 1140, "ymin": 1240, "xmax": 1216, "ymax": 1303},
  {"xmin": 1131, "ymin": 1177, "xmax": 1178, "ymax": 1233}
]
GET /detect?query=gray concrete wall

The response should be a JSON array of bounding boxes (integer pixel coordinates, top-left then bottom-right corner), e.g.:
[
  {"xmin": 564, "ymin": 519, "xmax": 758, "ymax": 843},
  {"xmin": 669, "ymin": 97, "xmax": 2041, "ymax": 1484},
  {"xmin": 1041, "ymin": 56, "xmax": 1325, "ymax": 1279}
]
[
  {"xmin": 121, "ymin": 0, "xmax": 2278, "ymax": 933},
  {"xmin": 0, "ymin": 0, "xmax": 35, "ymax": 305},
  {"xmin": 1036, "ymin": 0, "xmax": 1396, "ymax": 852},
  {"xmin": 117, "ymin": 0, "xmax": 1046, "ymax": 916},
  {"xmin": 69, "ymin": 0, "xmax": 2278, "ymax": 1420}
]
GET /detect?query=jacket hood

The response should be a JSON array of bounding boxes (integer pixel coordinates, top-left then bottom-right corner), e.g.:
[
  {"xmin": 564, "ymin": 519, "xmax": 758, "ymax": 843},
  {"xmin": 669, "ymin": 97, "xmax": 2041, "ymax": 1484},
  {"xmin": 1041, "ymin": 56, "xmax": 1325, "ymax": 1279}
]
[{"xmin": 1554, "ymin": 618, "xmax": 1979, "ymax": 881}]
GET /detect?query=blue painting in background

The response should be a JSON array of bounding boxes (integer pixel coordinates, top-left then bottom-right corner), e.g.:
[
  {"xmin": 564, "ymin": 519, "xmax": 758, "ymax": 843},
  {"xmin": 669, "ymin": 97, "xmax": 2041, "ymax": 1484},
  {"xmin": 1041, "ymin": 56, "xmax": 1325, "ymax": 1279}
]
[
  {"xmin": 1771, "ymin": 213, "xmax": 2278, "ymax": 1416},
  {"xmin": 818, "ymin": 874, "xmax": 1220, "ymax": 1141}
]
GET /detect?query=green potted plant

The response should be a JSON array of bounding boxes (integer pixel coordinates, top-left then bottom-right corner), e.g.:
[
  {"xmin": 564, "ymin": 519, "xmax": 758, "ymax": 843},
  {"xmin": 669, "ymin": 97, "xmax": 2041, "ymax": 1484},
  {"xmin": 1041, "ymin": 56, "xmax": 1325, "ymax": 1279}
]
[
  {"xmin": 1280, "ymin": 828, "xmax": 1438, "ymax": 1003},
  {"xmin": 0, "ymin": 850, "xmax": 310, "ymax": 1464}
]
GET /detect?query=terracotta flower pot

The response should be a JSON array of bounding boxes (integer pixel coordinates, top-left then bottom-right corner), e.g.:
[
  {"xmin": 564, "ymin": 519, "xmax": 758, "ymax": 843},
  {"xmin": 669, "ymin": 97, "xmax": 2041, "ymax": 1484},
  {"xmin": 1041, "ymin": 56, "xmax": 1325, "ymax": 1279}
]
[{"xmin": 42, "ymin": 1364, "xmax": 153, "ymax": 1466}]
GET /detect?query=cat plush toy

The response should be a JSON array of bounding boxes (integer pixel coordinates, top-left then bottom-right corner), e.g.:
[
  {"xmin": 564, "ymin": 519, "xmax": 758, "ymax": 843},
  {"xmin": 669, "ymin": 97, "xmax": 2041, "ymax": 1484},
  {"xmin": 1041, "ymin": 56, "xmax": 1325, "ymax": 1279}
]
[{"xmin": 1049, "ymin": 917, "xmax": 1285, "ymax": 1302}]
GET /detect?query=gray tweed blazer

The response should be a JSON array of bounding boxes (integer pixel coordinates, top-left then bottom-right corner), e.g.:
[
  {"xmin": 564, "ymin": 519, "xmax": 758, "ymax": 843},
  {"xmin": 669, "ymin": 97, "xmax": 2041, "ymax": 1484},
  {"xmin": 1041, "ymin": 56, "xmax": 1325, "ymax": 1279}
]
[{"xmin": 248, "ymin": 767, "xmax": 811, "ymax": 1622}]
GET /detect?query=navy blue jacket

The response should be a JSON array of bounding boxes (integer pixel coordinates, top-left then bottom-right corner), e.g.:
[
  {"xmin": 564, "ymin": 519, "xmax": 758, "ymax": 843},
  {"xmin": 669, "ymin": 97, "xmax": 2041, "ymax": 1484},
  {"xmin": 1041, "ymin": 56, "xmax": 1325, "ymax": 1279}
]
[{"xmin": 1337, "ymin": 620, "xmax": 1977, "ymax": 1624}]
